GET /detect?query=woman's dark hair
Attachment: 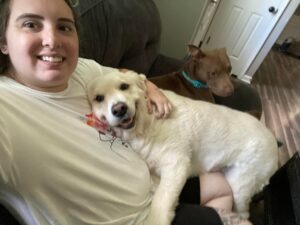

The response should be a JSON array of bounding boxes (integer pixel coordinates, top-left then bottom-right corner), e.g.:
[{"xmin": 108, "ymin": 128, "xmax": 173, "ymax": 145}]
[
  {"xmin": 0, "ymin": 0, "xmax": 10, "ymax": 74},
  {"xmin": 0, "ymin": 0, "xmax": 79, "ymax": 74}
]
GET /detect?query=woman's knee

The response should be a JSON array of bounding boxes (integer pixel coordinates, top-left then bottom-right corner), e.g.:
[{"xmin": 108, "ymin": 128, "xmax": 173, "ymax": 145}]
[{"xmin": 200, "ymin": 172, "xmax": 233, "ymax": 204}]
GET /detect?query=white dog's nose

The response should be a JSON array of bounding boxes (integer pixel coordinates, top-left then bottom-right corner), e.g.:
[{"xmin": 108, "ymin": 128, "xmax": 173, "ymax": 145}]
[{"xmin": 112, "ymin": 102, "xmax": 128, "ymax": 118}]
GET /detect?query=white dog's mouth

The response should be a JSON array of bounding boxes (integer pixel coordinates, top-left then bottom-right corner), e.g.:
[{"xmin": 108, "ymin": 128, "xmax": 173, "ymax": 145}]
[
  {"xmin": 112, "ymin": 101, "xmax": 138, "ymax": 130},
  {"xmin": 117, "ymin": 115, "xmax": 135, "ymax": 129}
]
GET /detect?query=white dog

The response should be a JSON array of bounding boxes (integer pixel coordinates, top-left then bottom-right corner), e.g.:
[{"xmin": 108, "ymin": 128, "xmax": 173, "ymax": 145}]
[{"xmin": 87, "ymin": 70, "xmax": 278, "ymax": 225}]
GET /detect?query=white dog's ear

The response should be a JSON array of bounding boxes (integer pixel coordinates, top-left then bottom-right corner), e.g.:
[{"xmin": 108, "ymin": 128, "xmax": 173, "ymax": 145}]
[
  {"xmin": 136, "ymin": 73, "xmax": 147, "ymax": 91},
  {"xmin": 118, "ymin": 68, "xmax": 130, "ymax": 73},
  {"xmin": 87, "ymin": 78, "xmax": 98, "ymax": 105},
  {"xmin": 120, "ymin": 70, "xmax": 147, "ymax": 91}
]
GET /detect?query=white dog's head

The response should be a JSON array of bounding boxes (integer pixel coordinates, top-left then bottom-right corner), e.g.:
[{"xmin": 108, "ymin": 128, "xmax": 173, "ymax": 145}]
[{"xmin": 87, "ymin": 70, "xmax": 147, "ymax": 133}]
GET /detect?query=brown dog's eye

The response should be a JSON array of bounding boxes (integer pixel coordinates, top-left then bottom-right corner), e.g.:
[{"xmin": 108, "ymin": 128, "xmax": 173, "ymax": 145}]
[
  {"xmin": 120, "ymin": 83, "xmax": 130, "ymax": 91},
  {"xmin": 227, "ymin": 66, "xmax": 232, "ymax": 73},
  {"xmin": 209, "ymin": 72, "xmax": 216, "ymax": 78},
  {"xmin": 95, "ymin": 95, "xmax": 104, "ymax": 102}
]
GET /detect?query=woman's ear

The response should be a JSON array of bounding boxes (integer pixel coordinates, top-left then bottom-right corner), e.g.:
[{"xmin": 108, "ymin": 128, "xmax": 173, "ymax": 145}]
[
  {"xmin": 0, "ymin": 37, "xmax": 7, "ymax": 54},
  {"xmin": 0, "ymin": 44, "xmax": 8, "ymax": 55}
]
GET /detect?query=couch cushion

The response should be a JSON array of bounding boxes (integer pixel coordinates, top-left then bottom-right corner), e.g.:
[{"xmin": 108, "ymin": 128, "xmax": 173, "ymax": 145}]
[{"xmin": 77, "ymin": 0, "xmax": 161, "ymax": 75}]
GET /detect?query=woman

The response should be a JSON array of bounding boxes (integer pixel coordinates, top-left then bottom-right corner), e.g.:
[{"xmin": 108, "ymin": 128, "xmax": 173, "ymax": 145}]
[{"xmin": 0, "ymin": 0, "xmax": 251, "ymax": 224}]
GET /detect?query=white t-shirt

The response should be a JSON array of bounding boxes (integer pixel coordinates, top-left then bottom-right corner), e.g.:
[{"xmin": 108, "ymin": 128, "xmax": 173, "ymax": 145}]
[{"xmin": 0, "ymin": 58, "xmax": 152, "ymax": 225}]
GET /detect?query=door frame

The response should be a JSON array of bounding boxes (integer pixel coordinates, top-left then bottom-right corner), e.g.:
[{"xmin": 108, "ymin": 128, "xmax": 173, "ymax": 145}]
[
  {"xmin": 190, "ymin": 0, "xmax": 221, "ymax": 47},
  {"xmin": 190, "ymin": 0, "xmax": 300, "ymax": 83}
]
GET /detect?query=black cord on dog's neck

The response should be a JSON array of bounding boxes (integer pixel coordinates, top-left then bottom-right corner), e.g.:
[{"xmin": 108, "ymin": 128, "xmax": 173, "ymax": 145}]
[{"xmin": 98, "ymin": 132, "xmax": 130, "ymax": 161}]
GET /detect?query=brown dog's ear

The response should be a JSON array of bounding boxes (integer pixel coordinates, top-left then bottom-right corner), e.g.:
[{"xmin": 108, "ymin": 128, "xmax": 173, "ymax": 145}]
[
  {"xmin": 188, "ymin": 45, "xmax": 205, "ymax": 58},
  {"xmin": 220, "ymin": 48, "xmax": 227, "ymax": 54}
]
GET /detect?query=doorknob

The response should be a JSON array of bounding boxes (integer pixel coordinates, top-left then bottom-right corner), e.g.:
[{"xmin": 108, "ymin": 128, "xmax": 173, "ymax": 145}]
[
  {"xmin": 269, "ymin": 6, "xmax": 278, "ymax": 14},
  {"xmin": 211, "ymin": 0, "xmax": 218, "ymax": 3}
]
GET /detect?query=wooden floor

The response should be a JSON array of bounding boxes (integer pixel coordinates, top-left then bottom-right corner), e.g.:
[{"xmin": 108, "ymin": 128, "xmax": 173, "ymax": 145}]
[{"xmin": 251, "ymin": 48, "xmax": 300, "ymax": 166}]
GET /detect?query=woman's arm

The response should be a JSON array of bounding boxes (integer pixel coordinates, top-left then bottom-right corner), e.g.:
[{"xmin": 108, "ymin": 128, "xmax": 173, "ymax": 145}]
[{"xmin": 145, "ymin": 80, "xmax": 172, "ymax": 119}]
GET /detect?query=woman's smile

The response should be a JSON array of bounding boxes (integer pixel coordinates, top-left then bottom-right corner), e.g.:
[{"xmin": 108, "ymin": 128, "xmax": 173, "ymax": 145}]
[{"xmin": 38, "ymin": 55, "xmax": 65, "ymax": 63}]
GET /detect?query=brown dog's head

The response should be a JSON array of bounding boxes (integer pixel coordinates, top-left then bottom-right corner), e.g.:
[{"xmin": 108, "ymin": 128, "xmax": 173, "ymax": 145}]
[
  {"xmin": 185, "ymin": 45, "xmax": 234, "ymax": 97},
  {"xmin": 87, "ymin": 70, "xmax": 147, "ymax": 133}
]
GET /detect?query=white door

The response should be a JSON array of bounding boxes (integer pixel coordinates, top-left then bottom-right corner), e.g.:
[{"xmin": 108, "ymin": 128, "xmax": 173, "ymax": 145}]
[{"xmin": 201, "ymin": 0, "xmax": 291, "ymax": 79}]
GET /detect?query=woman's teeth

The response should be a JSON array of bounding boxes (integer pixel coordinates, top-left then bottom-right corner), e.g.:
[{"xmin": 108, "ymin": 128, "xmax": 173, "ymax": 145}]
[{"xmin": 40, "ymin": 56, "xmax": 63, "ymax": 62}]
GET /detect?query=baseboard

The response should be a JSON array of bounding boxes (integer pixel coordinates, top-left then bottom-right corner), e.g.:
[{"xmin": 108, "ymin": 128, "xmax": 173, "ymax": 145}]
[{"xmin": 241, "ymin": 74, "xmax": 252, "ymax": 84}]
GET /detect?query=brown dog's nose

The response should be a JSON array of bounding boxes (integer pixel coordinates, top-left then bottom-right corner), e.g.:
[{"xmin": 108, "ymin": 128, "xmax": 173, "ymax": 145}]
[{"xmin": 112, "ymin": 102, "xmax": 128, "ymax": 118}]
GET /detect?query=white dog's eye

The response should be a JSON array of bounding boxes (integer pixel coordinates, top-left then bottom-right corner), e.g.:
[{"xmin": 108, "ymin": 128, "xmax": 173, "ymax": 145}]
[
  {"xmin": 120, "ymin": 83, "xmax": 130, "ymax": 91},
  {"xmin": 95, "ymin": 94, "xmax": 104, "ymax": 102}
]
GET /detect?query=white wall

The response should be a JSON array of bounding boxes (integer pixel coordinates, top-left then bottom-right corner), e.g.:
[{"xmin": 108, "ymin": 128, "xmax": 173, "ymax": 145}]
[{"xmin": 153, "ymin": 0, "xmax": 205, "ymax": 59}]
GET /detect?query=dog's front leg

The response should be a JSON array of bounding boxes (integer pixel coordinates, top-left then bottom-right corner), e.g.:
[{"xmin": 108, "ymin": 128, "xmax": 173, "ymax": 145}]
[{"xmin": 144, "ymin": 161, "xmax": 191, "ymax": 225}]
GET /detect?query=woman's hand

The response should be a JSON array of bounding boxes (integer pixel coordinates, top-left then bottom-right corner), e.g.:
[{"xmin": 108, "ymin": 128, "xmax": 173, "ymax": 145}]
[{"xmin": 145, "ymin": 80, "xmax": 173, "ymax": 119}]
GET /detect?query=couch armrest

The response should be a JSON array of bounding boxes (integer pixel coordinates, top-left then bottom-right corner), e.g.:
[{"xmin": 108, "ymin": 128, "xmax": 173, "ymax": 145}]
[
  {"xmin": 213, "ymin": 78, "xmax": 262, "ymax": 119},
  {"xmin": 0, "ymin": 203, "xmax": 22, "ymax": 225},
  {"xmin": 147, "ymin": 54, "xmax": 185, "ymax": 77},
  {"xmin": 0, "ymin": 190, "xmax": 38, "ymax": 225}
]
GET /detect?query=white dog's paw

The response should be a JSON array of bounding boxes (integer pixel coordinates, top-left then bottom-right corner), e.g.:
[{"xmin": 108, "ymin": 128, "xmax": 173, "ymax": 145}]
[
  {"xmin": 216, "ymin": 209, "xmax": 252, "ymax": 225},
  {"xmin": 238, "ymin": 211, "xmax": 250, "ymax": 219},
  {"xmin": 234, "ymin": 199, "xmax": 250, "ymax": 219}
]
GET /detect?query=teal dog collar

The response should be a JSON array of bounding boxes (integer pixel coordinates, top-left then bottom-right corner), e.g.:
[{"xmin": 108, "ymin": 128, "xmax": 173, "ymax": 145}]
[{"xmin": 181, "ymin": 71, "xmax": 208, "ymax": 88}]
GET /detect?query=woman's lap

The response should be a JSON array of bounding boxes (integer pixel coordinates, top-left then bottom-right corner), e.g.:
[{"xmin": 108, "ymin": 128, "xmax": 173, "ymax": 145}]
[{"xmin": 174, "ymin": 177, "xmax": 223, "ymax": 225}]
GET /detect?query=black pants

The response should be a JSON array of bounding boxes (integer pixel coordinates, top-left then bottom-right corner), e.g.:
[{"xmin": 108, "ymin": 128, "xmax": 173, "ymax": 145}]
[{"xmin": 172, "ymin": 177, "xmax": 223, "ymax": 225}]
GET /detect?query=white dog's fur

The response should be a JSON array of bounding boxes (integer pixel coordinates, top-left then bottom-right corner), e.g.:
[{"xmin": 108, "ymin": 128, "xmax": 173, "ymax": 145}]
[{"xmin": 88, "ymin": 70, "xmax": 278, "ymax": 225}]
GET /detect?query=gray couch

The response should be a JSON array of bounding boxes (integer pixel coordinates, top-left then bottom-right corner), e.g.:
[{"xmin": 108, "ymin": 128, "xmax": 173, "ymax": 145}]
[{"xmin": 0, "ymin": 0, "xmax": 263, "ymax": 224}]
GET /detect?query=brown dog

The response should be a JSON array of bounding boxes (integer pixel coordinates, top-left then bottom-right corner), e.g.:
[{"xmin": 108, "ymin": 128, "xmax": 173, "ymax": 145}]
[{"xmin": 149, "ymin": 45, "xmax": 234, "ymax": 103}]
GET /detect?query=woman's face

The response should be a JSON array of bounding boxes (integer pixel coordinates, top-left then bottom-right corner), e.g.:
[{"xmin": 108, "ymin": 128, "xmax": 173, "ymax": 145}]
[{"xmin": 4, "ymin": 0, "xmax": 79, "ymax": 92}]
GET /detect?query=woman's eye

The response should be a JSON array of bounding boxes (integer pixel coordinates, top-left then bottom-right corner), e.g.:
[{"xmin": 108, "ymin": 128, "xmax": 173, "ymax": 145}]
[
  {"xmin": 23, "ymin": 21, "xmax": 39, "ymax": 29},
  {"xmin": 58, "ymin": 25, "xmax": 73, "ymax": 32}
]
